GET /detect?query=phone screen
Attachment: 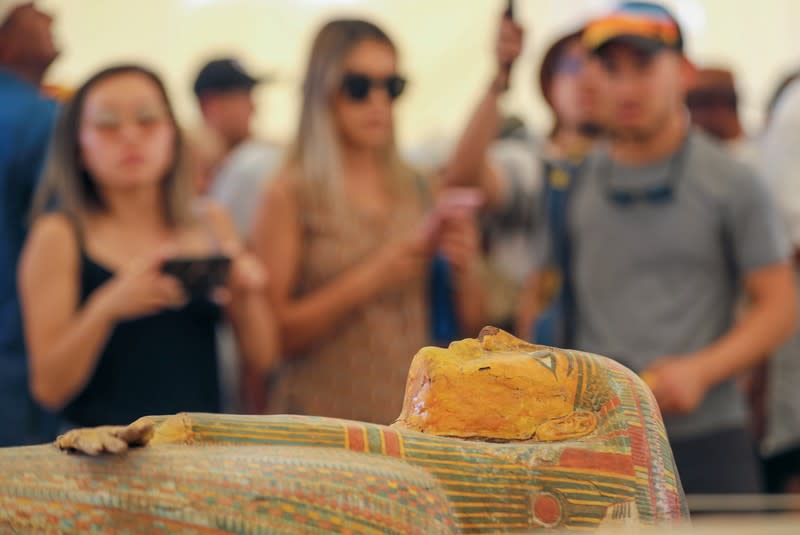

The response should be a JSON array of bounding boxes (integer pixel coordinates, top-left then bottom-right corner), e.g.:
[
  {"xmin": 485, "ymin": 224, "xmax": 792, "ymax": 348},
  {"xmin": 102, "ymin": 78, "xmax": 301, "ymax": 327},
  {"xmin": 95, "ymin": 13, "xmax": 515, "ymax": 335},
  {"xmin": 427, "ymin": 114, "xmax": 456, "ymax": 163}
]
[{"xmin": 161, "ymin": 255, "xmax": 231, "ymax": 299}]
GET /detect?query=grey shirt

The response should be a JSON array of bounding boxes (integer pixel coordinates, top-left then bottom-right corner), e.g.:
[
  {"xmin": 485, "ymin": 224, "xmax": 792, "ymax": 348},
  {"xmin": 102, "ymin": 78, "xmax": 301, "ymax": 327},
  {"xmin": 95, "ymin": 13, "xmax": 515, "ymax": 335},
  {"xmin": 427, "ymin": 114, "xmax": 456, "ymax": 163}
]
[
  {"xmin": 210, "ymin": 140, "xmax": 281, "ymax": 238},
  {"xmin": 575, "ymin": 131, "xmax": 789, "ymax": 440},
  {"xmin": 499, "ymin": 130, "xmax": 790, "ymax": 441},
  {"xmin": 487, "ymin": 134, "xmax": 548, "ymax": 283},
  {"xmin": 208, "ymin": 140, "xmax": 280, "ymax": 413}
]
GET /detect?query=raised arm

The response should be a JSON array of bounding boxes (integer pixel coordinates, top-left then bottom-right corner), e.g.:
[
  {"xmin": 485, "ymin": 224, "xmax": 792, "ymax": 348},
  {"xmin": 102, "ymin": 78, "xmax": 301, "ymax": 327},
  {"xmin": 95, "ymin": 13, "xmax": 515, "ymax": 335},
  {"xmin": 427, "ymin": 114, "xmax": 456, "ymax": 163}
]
[{"xmin": 441, "ymin": 15, "xmax": 524, "ymax": 208}]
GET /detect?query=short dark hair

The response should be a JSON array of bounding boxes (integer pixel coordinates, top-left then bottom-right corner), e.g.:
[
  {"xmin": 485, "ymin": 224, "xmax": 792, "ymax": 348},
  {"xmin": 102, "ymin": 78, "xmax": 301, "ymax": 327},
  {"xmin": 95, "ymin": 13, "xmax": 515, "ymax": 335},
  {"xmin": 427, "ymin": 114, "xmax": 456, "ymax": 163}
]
[
  {"xmin": 538, "ymin": 29, "xmax": 584, "ymax": 137},
  {"xmin": 538, "ymin": 30, "xmax": 584, "ymax": 109}
]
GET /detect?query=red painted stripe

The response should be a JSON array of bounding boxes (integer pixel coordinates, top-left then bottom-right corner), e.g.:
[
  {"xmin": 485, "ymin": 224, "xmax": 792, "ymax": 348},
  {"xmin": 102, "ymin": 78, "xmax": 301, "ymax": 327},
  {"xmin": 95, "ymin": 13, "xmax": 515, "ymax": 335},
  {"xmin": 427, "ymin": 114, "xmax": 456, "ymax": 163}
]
[
  {"xmin": 626, "ymin": 375, "xmax": 657, "ymax": 514},
  {"xmin": 346, "ymin": 424, "xmax": 367, "ymax": 452},
  {"xmin": 598, "ymin": 396, "xmax": 621, "ymax": 417},
  {"xmin": 381, "ymin": 428, "xmax": 403, "ymax": 458},
  {"xmin": 558, "ymin": 448, "xmax": 635, "ymax": 476}
]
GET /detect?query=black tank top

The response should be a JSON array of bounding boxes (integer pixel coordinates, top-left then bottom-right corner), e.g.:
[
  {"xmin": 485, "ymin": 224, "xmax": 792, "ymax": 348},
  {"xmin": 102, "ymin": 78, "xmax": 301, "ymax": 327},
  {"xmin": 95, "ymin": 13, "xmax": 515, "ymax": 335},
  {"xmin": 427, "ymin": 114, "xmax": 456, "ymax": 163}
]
[{"xmin": 61, "ymin": 252, "xmax": 221, "ymax": 426}]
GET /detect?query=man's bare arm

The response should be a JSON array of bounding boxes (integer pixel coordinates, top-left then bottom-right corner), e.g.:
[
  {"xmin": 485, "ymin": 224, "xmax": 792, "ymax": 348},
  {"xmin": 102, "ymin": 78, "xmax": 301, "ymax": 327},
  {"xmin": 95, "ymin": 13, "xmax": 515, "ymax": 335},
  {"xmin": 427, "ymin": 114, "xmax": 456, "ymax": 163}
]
[{"xmin": 441, "ymin": 16, "xmax": 523, "ymax": 208}]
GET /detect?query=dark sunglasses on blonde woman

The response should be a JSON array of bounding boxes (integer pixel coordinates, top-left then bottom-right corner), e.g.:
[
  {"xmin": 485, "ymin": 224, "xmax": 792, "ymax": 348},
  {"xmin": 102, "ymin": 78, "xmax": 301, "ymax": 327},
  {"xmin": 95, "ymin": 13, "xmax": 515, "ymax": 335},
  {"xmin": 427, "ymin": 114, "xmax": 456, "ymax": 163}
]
[{"xmin": 341, "ymin": 72, "xmax": 407, "ymax": 101}]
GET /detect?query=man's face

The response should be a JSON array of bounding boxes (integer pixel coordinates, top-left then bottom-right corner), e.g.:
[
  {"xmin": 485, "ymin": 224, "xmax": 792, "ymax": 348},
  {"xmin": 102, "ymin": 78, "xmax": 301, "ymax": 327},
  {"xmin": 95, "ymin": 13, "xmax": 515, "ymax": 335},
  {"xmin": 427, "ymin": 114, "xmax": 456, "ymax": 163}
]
[
  {"xmin": 201, "ymin": 89, "xmax": 255, "ymax": 149},
  {"xmin": 0, "ymin": 4, "xmax": 58, "ymax": 70},
  {"xmin": 599, "ymin": 42, "xmax": 686, "ymax": 141}
]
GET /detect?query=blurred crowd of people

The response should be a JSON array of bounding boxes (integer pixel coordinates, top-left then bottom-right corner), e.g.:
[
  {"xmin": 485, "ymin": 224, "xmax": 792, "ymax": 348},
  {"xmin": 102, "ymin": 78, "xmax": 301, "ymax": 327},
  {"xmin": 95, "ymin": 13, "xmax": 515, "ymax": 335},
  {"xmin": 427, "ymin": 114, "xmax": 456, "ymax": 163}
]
[{"xmin": 3, "ymin": 0, "xmax": 800, "ymax": 498}]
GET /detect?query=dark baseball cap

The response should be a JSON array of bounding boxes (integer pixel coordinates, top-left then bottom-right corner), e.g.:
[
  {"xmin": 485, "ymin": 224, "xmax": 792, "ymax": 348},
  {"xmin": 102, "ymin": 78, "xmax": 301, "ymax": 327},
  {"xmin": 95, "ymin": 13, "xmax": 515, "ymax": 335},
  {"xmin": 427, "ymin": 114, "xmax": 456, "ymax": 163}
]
[
  {"xmin": 193, "ymin": 58, "xmax": 267, "ymax": 98},
  {"xmin": 583, "ymin": 2, "xmax": 684, "ymax": 56}
]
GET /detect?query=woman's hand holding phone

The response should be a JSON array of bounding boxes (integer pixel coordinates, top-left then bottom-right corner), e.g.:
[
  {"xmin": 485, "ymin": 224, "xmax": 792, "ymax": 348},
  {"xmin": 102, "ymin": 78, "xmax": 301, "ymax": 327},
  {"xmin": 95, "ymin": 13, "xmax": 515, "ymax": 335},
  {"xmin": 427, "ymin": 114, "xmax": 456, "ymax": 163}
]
[
  {"xmin": 98, "ymin": 247, "xmax": 187, "ymax": 322},
  {"xmin": 211, "ymin": 243, "xmax": 268, "ymax": 305}
]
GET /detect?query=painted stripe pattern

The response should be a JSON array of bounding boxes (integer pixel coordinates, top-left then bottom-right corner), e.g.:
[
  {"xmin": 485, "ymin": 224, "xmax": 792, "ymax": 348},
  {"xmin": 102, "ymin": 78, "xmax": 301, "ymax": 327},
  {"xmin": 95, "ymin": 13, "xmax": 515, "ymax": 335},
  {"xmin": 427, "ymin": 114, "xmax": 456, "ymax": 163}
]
[{"xmin": 0, "ymin": 349, "xmax": 687, "ymax": 533}]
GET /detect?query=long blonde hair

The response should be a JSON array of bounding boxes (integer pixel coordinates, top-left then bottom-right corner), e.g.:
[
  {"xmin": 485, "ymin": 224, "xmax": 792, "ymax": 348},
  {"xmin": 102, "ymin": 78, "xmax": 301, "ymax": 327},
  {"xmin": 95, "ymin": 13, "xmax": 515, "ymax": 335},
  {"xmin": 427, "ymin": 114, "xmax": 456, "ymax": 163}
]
[
  {"xmin": 287, "ymin": 19, "xmax": 415, "ymax": 208},
  {"xmin": 32, "ymin": 64, "xmax": 193, "ymax": 229}
]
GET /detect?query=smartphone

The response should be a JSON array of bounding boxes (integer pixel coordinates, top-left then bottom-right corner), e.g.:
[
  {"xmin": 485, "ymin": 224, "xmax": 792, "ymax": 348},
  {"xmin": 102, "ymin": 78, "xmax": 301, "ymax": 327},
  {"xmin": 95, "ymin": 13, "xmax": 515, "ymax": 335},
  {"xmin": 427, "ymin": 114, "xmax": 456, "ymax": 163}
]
[
  {"xmin": 437, "ymin": 188, "xmax": 484, "ymax": 213},
  {"xmin": 161, "ymin": 254, "xmax": 231, "ymax": 300},
  {"xmin": 505, "ymin": 0, "xmax": 514, "ymax": 20}
]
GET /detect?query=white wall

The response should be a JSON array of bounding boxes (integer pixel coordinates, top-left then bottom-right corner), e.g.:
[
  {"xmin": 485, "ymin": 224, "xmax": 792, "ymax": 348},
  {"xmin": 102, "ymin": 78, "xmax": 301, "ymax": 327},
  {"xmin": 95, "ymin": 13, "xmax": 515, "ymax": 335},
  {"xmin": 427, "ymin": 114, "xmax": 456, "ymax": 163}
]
[{"xmin": 40, "ymin": 0, "xmax": 800, "ymax": 157}]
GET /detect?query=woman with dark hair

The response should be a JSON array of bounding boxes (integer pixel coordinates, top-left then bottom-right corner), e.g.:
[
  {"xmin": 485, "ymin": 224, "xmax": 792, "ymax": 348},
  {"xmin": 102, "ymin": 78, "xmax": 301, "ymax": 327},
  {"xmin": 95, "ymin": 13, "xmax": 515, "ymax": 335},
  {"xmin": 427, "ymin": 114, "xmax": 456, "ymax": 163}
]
[
  {"xmin": 252, "ymin": 19, "xmax": 486, "ymax": 425},
  {"xmin": 18, "ymin": 64, "xmax": 279, "ymax": 428}
]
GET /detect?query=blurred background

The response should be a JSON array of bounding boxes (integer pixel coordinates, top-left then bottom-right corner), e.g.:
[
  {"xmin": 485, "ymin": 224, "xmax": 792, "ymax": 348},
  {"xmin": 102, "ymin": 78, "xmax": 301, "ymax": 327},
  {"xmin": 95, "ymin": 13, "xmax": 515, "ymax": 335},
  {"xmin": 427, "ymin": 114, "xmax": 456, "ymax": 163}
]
[{"xmin": 41, "ymin": 0, "xmax": 800, "ymax": 156}]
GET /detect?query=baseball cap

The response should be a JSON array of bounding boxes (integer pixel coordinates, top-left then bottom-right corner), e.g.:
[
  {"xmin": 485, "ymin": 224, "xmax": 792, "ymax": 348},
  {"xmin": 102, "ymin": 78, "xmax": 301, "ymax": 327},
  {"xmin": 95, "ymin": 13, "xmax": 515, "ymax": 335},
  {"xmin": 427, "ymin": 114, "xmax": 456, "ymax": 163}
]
[
  {"xmin": 583, "ymin": 2, "xmax": 684, "ymax": 56},
  {"xmin": 0, "ymin": 0, "xmax": 32, "ymax": 26},
  {"xmin": 192, "ymin": 58, "xmax": 267, "ymax": 98}
]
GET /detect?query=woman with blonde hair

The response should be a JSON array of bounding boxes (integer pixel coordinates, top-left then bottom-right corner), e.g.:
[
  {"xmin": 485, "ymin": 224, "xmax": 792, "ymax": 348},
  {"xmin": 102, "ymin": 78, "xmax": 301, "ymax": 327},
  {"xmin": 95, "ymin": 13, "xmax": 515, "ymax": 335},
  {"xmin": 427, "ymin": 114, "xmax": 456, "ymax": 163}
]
[
  {"xmin": 19, "ymin": 64, "xmax": 279, "ymax": 428},
  {"xmin": 253, "ymin": 19, "xmax": 486, "ymax": 424}
]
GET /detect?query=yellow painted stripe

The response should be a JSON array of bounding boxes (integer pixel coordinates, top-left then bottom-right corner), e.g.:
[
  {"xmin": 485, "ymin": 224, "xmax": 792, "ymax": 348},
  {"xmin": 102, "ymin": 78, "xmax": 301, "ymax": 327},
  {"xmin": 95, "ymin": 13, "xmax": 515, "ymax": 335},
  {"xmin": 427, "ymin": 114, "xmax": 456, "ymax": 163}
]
[
  {"xmin": 567, "ymin": 498, "xmax": 619, "ymax": 507},
  {"xmin": 662, "ymin": 482, "xmax": 679, "ymax": 493},
  {"xmin": 200, "ymin": 422, "xmax": 342, "ymax": 433},
  {"xmin": 437, "ymin": 479, "xmax": 539, "ymax": 491},
  {"xmin": 409, "ymin": 457, "xmax": 521, "ymax": 470},
  {"xmin": 442, "ymin": 490, "xmax": 529, "ymax": 498},
  {"xmin": 403, "ymin": 446, "xmax": 498, "ymax": 460},
  {"xmin": 450, "ymin": 502, "xmax": 528, "ymax": 510},
  {"xmin": 199, "ymin": 427, "xmax": 343, "ymax": 437},
  {"xmin": 418, "ymin": 465, "xmax": 527, "ymax": 478},
  {"xmin": 199, "ymin": 433, "xmax": 343, "ymax": 445},
  {"xmin": 535, "ymin": 475, "xmax": 635, "ymax": 492},
  {"xmin": 558, "ymin": 488, "xmax": 631, "ymax": 500},
  {"xmin": 538, "ymin": 466, "xmax": 638, "ymax": 482},
  {"xmin": 586, "ymin": 356, "xmax": 597, "ymax": 384},
  {"xmin": 456, "ymin": 512, "xmax": 529, "ymax": 519},
  {"xmin": 570, "ymin": 516, "xmax": 603, "ymax": 523},
  {"xmin": 457, "ymin": 522, "xmax": 532, "ymax": 529},
  {"xmin": 200, "ymin": 429, "xmax": 343, "ymax": 440}
]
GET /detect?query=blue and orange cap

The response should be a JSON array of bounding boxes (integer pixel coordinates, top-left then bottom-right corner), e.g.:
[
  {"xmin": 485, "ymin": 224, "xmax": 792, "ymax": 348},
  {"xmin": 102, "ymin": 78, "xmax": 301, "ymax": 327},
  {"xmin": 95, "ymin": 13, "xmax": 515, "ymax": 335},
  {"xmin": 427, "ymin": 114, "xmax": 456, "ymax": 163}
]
[{"xmin": 583, "ymin": 2, "xmax": 684, "ymax": 56}]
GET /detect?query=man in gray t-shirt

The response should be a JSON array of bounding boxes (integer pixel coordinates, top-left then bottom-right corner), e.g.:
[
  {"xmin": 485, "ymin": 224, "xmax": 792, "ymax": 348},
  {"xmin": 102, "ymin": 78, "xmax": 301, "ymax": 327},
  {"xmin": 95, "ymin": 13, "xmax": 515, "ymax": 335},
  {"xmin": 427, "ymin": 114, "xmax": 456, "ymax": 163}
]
[
  {"xmin": 573, "ymin": 131, "xmax": 787, "ymax": 441},
  {"xmin": 451, "ymin": 2, "xmax": 796, "ymax": 494},
  {"xmin": 565, "ymin": 3, "xmax": 795, "ymax": 493}
]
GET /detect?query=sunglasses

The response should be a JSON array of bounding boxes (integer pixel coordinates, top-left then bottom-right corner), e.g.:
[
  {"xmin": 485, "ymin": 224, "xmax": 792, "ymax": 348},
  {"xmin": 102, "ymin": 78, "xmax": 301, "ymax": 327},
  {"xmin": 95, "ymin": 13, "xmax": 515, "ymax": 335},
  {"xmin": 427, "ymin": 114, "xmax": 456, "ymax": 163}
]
[
  {"xmin": 555, "ymin": 56, "xmax": 586, "ymax": 76},
  {"xmin": 602, "ymin": 137, "xmax": 690, "ymax": 207},
  {"xmin": 84, "ymin": 107, "xmax": 170, "ymax": 133},
  {"xmin": 606, "ymin": 184, "xmax": 674, "ymax": 206},
  {"xmin": 341, "ymin": 73, "xmax": 407, "ymax": 102}
]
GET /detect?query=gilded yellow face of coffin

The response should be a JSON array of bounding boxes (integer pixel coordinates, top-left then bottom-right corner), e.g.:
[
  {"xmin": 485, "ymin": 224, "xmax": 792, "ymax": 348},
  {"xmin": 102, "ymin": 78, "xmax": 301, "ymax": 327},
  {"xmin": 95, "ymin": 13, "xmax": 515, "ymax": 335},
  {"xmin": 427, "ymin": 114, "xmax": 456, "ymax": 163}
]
[{"xmin": 394, "ymin": 328, "xmax": 601, "ymax": 441}]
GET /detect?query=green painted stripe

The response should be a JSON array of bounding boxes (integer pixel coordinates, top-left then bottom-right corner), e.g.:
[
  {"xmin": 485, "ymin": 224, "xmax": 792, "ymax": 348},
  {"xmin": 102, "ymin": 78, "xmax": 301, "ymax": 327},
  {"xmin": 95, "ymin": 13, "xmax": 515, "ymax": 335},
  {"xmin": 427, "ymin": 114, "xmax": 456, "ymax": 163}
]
[
  {"xmin": 574, "ymin": 351, "xmax": 585, "ymax": 408},
  {"xmin": 199, "ymin": 434, "xmax": 344, "ymax": 446},
  {"xmin": 365, "ymin": 426, "xmax": 384, "ymax": 454},
  {"xmin": 196, "ymin": 424, "xmax": 345, "ymax": 436}
]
